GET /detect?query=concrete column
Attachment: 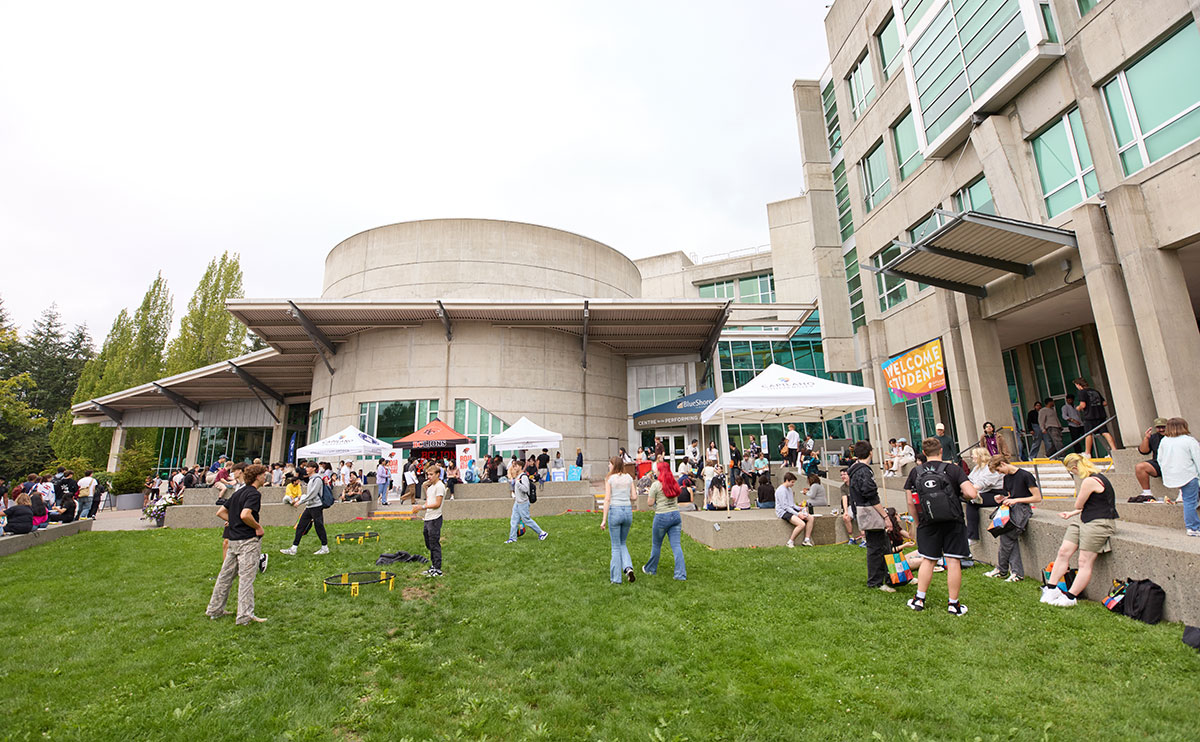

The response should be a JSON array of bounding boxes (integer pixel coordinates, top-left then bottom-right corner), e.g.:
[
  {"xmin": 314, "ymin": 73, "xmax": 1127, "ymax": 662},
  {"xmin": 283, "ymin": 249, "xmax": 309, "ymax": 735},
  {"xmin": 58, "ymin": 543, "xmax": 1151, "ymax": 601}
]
[
  {"xmin": 183, "ymin": 426, "xmax": 201, "ymax": 467},
  {"xmin": 941, "ymin": 293, "xmax": 977, "ymax": 451},
  {"xmin": 106, "ymin": 426, "xmax": 127, "ymax": 472},
  {"xmin": 1105, "ymin": 186, "xmax": 1200, "ymax": 426},
  {"xmin": 951, "ymin": 294, "xmax": 1017, "ymax": 448},
  {"xmin": 269, "ymin": 403, "xmax": 287, "ymax": 463},
  {"xmin": 862, "ymin": 323, "xmax": 910, "ymax": 446}
]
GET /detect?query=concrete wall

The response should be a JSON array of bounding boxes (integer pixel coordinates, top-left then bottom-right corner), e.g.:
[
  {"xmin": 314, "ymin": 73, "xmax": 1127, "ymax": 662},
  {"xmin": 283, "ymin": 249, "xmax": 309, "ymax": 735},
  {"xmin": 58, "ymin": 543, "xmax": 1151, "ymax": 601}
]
[
  {"xmin": 322, "ymin": 219, "xmax": 643, "ymax": 302},
  {"xmin": 163, "ymin": 501, "xmax": 371, "ymax": 529},
  {"xmin": 0, "ymin": 520, "xmax": 93, "ymax": 558}
]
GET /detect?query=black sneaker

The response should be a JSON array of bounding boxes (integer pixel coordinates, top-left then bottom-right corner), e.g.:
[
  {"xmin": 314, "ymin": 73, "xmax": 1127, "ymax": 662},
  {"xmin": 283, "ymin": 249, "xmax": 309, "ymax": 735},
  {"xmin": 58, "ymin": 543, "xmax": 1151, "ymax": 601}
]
[
  {"xmin": 258, "ymin": 553, "xmax": 269, "ymax": 574},
  {"xmin": 625, "ymin": 567, "xmax": 636, "ymax": 583},
  {"xmin": 906, "ymin": 597, "xmax": 925, "ymax": 612},
  {"xmin": 948, "ymin": 602, "xmax": 969, "ymax": 617}
]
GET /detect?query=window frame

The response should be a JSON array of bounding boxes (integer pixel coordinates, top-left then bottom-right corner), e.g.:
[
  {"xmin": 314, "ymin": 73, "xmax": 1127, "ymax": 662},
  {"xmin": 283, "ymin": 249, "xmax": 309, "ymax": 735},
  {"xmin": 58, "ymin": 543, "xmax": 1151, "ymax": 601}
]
[
  {"xmin": 847, "ymin": 50, "xmax": 877, "ymax": 120},
  {"xmin": 872, "ymin": 243, "xmax": 908, "ymax": 312},
  {"xmin": 877, "ymin": 12, "xmax": 904, "ymax": 82},
  {"xmin": 892, "ymin": 109, "xmax": 925, "ymax": 181},
  {"xmin": 843, "ymin": 247, "xmax": 866, "ymax": 331},
  {"xmin": 833, "ymin": 160, "xmax": 854, "ymax": 242},
  {"xmin": 1032, "ymin": 108, "xmax": 1097, "ymax": 218},
  {"xmin": 822, "ymin": 79, "xmax": 842, "ymax": 158},
  {"xmin": 860, "ymin": 140, "xmax": 892, "ymax": 213},
  {"xmin": 952, "ymin": 174, "xmax": 996, "ymax": 214},
  {"xmin": 1076, "ymin": 0, "xmax": 1099, "ymax": 16}
]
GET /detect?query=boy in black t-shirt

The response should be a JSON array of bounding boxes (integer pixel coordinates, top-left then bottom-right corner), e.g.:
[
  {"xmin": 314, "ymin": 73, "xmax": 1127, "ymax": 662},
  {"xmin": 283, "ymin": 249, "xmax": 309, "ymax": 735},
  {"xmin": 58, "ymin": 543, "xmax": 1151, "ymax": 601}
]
[
  {"xmin": 903, "ymin": 438, "xmax": 979, "ymax": 615},
  {"xmin": 985, "ymin": 456, "xmax": 1042, "ymax": 581}
]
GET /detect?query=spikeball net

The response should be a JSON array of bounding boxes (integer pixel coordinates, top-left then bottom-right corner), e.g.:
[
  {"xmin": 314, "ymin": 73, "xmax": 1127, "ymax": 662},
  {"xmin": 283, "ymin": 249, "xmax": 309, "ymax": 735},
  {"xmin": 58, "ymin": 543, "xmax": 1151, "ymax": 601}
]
[
  {"xmin": 334, "ymin": 531, "xmax": 381, "ymax": 545},
  {"xmin": 323, "ymin": 571, "xmax": 396, "ymax": 596}
]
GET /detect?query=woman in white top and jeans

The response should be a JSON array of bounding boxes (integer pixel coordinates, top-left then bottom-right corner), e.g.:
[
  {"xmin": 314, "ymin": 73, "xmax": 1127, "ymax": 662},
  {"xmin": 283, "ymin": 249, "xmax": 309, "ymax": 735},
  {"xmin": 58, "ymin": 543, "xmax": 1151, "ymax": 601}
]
[
  {"xmin": 601, "ymin": 455, "xmax": 636, "ymax": 584},
  {"xmin": 1156, "ymin": 417, "xmax": 1200, "ymax": 536}
]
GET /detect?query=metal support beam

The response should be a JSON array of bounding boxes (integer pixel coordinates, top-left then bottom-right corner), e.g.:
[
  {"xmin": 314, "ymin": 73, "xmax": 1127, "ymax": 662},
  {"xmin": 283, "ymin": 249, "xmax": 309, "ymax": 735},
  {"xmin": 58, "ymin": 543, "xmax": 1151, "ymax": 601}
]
[
  {"xmin": 699, "ymin": 301, "xmax": 733, "ymax": 361},
  {"xmin": 883, "ymin": 268, "xmax": 988, "ymax": 298},
  {"xmin": 288, "ymin": 301, "xmax": 336, "ymax": 374},
  {"xmin": 152, "ymin": 383, "xmax": 199, "ymax": 426},
  {"xmin": 227, "ymin": 362, "xmax": 285, "ymax": 404},
  {"xmin": 580, "ymin": 300, "xmax": 589, "ymax": 369},
  {"xmin": 918, "ymin": 243, "xmax": 1035, "ymax": 276},
  {"xmin": 90, "ymin": 400, "xmax": 123, "ymax": 424},
  {"xmin": 435, "ymin": 300, "xmax": 453, "ymax": 342}
]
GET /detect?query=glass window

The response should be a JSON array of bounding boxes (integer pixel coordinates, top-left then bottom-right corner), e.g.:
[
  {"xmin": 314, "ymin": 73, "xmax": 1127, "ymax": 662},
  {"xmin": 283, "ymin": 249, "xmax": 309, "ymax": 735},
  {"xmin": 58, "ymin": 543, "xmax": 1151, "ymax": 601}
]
[
  {"xmin": 893, "ymin": 109, "xmax": 924, "ymax": 180},
  {"xmin": 1001, "ymin": 348, "xmax": 1025, "ymax": 430},
  {"xmin": 822, "ymin": 80, "xmax": 842, "ymax": 158},
  {"xmin": 1101, "ymin": 22, "xmax": 1200, "ymax": 176},
  {"xmin": 308, "ymin": 409, "xmax": 323, "ymax": 442},
  {"xmin": 861, "ymin": 141, "xmax": 891, "ymax": 212},
  {"xmin": 873, "ymin": 243, "xmax": 908, "ymax": 311},
  {"xmin": 844, "ymin": 248, "xmax": 866, "ymax": 331},
  {"xmin": 155, "ymin": 427, "xmax": 189, "ymax": 477},
  {"xmin": 905, "ymin": 395, "xmax": 937, "ymax": 445},
  {"xmin": 697, "ymin": 279, "xmax": 735, "ymax": 300},
  {"xmin": 453, "ymin": 399, "xmax": 511, "ymax": 457},
  {"xmin": 1076, "ymin": 0, "xmax": 1099, "ymax": 15},
  {"xmin": 1030, "ymin": 330, "xmax": 1090, "ymax": 406},
  {"xmin": 358, "ymin": 399, "xmax": 439, "ymax": 447},
  {"xmin": 1039, "ymin": 2, "xmax": 1059, "ymax": 43},
  {"xmin": 847, "ymin": 51, "xmax": 877, "ymax": 120},
  {"xmin": 637, "ymin": 386, "xmax": 684, "ymax": 410},
  {"xmin": 953, "ymin": 175, "xmax": 995, "ymax": 214},
  {"xmin": 902, "ymin": 0, "xmax": 939, "ymax": 34},
  {"xmin": 701, "ymin": 273, "xmax": 774, "ymax": 304},
  {"xmin": 909, "ymin": 212, "xmax": 942, "ymax": 243},
  {"xmin": 833, "ymin": 160, "xmax": 854, "ymax": 241},
  {"xmin": 878, "ymin": 13, "xmax": 903, "ymax": 81},
  {"xmin": 1032, "ymin": 108, "xmax": 1099, "ymax": 217}
]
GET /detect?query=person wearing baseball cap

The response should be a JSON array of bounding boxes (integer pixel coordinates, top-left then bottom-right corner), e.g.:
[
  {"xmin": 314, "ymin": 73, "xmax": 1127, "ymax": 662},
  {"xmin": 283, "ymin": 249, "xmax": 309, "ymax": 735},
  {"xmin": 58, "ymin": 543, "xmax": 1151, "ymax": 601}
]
[
  {"xmin": 1134, "ymin": 417, "xmax": 1169, "ymax": 500},
  {"xmin": 933, "ymin": 422, "xmax": 957, "ymax": 465}
]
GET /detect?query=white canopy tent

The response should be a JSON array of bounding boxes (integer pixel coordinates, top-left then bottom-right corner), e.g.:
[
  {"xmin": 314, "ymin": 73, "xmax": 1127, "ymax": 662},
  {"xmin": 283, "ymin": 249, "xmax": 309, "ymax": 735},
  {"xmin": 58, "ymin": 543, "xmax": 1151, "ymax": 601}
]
[
  {"xmin": 297, "ymin": 426, "xmax": 393, "ymax": 459},
  {"xmin": 489, "ymin": 416, "xmax": 563, "ymax": 452},
  {"xmin": 700, "ymin": 363, "xmax": 876, "ymax": 425}
]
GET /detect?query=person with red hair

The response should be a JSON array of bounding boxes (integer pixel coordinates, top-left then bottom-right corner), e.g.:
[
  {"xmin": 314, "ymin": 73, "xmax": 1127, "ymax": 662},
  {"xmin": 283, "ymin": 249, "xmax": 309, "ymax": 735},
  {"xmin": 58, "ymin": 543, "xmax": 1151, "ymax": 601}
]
[{"xmin": 641, "ymin": 461, "xmax": 687, "ymax": 580}]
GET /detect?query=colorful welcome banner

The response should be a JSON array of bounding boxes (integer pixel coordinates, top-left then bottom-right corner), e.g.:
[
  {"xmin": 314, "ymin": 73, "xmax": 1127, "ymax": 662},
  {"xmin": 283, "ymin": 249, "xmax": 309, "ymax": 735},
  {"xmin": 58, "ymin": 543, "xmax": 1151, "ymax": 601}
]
[{"xmin": 882, "ymin": 339, "xmax": 946, "ymax": 402}]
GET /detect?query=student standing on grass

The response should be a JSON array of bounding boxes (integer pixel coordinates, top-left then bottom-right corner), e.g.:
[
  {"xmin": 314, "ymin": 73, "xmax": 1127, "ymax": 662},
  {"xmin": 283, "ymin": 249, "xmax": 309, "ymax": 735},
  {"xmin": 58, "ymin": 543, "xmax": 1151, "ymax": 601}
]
[
  {"xmin": 984, "ymin": 455, "xmax": 1041, "ymax": 582},
  {"xmin": 904, "ymin": 438, "xmax": 979, "ymax": 615},
  {"xmin": 1043, "ymin": 454, "xmax": 1119, "ymax": 607},
  {"xmin": 206, "ymin": 464, "xmax": 267, "ymax": 624},
  {"xmin": 601, "ymin": 455, "xmax": 636, "ymax": 584},
  {"xmin": 775, "ymin": 472, "xmax": 815, "ymax": 548},
  {"xmin": 413, "ymin": 464, "xmax": 445, "ymax": 577},
  {"xmin": 280, "ymin": 462, "xmax": 329, "ymax": 556},
  {"xmin": 846, "ymin": 443, "xmax": 895, "ymax": 591},
  {"xmin": 506, "ymin": 466, "xmax": 548, "ymax": 544},
  {"xmin": 642, "ymin": 461, "xmax": 686, "ymax": 580}
]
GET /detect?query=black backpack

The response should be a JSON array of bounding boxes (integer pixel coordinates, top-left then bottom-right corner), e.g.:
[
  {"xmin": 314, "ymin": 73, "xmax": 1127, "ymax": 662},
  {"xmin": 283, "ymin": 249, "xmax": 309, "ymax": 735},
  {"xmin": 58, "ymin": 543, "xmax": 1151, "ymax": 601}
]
[
  {"xmin": 525, "ymin": 474, "xmax": 537, "ymax": 504},
  {"xmin": 1122, "ymin": 579, "xmax": 1166, "ymax": 624},
  {"xmin": 1081, "ymin": 389, "xmax": 1106, "ymax": 421},
  {"xmin": 912, "ymin": 462, "xmax": 960, "ymax": 522}
]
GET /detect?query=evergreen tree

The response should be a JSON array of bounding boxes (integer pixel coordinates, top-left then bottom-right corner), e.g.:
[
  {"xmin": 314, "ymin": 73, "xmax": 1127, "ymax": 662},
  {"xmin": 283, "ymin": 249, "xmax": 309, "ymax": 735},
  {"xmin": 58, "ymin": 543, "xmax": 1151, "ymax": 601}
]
[
  {"xmin": 165, "ymin": 252, "xmax": 246, "ymax": 374},
  {"xmin": 14, "ymin": 305, "xmax": 93, "ymax": 418},
  {"xmin": 0, "ymin": 295, "xmax": 15, "ymax": 378},
  {"xmin": 0, "ymin": 374, "xmax": 49, "ymax": 480}
]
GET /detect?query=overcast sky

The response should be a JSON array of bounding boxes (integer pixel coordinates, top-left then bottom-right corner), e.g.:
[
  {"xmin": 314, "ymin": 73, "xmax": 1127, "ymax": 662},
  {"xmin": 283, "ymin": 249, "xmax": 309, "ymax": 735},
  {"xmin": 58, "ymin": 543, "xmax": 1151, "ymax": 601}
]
[{"xmin": 1, "ymin": 1, "xmax": 830, "ymax": 342}]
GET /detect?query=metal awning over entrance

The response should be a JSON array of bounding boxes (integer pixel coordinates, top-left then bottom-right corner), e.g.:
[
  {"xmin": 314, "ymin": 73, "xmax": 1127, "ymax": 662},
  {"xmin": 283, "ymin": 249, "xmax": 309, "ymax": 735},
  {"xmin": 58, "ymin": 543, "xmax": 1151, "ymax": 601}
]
[{"xmin": 869, "ymin": 210, "xmax": 1078, "ymax": 298}]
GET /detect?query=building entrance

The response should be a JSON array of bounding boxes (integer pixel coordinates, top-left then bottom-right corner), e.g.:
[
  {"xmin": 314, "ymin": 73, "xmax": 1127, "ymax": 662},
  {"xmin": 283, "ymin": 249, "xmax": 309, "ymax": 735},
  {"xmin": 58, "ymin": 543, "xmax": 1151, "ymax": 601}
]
[{"xmin": 641, "ymin": 429, "xmax": 688, "ymax": 470}]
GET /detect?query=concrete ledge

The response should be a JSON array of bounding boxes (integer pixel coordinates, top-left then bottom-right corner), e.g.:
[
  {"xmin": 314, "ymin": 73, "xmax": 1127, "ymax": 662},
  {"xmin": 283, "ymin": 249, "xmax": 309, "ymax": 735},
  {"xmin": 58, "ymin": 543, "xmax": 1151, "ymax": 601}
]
[
  {"xmin": 441, "ymin": 494, "xmax": 596, "ymax": 520},
  {"xmin": 179, "ymin": 486, "xmax": 348, "ymax": 506},
  {"xmin": 680, "ymin": 509, "xmax": 851, "ymax": 549},
  {"xmin": 971, "ymin": 511, "xmax": 1200, "ymax": 624},
  {"xmin": 1037, "ymin": 497, "xmax": 1200, "ymax": 531},
  {"xmin": 163, "ymin": 501, "xmax": 371, "ymax": 529},
  {"xmin": 444, "ymin": 481, "xmax": 591, "ymax": 501},
  {"xmin": 0, "ymin": 519, "xmax": 94, "ymax": 557}
]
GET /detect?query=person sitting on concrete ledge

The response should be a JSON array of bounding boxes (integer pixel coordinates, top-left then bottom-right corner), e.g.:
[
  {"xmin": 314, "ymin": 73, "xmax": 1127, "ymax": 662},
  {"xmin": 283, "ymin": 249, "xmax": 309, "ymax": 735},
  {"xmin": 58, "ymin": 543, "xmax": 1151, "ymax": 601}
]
[
  {"xmin": 756, "ymin": 473, "xmax": 775, "ymax": 510},
  {"xmin": 774, "ymin": 472, "xmax": 815, "ymax": 548},
  {"xmin": 677, "ymin": 473, "xmax": 696, "ymax": 510},
  {"xmin": 283, "ymin": 474, "xmax": 303, "ymax": 506},
  {"xmin": 48, "ymin": 494, "xmax": 77, "ymax": 524},
  {"xmin": 704, "ymin": 466, "xmax": 728, "ymax": 511},
  {"xmin": 729, "ymin": 474, "xmax": 751, "ymax": 510},
  {"xmin": 29, "ymin": 491, "xmax": 49, "ymax": 530},
  {"xmin": 1042, "ymin": 453, "xmax": 1119, "ymax": 607},
  {"xmin": 340, "ymin": 474, "xmax": 367, "ymax": 502},
  {"xmin": 2, "ymin": 493, "xmax": 35, "ymax": 535},
  {"xmin": 1134, "ymin": 418, "xmax": 1168, "ymax": 502}
]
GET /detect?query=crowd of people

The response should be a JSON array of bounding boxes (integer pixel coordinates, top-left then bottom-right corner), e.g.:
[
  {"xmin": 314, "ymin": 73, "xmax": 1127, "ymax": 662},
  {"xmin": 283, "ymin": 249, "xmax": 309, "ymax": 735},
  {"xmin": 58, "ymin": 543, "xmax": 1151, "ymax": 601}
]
[{"xmin": 1, "ymin": 468, "xmax": 103, "ymax": 534}]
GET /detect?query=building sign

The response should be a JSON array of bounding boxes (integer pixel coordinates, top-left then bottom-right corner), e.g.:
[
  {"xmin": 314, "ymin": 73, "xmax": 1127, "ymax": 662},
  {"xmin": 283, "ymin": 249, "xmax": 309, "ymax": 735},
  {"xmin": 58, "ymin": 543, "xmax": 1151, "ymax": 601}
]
[
  {"xmin": 882, "ymin": 339, "xmax": 946, "ymax": 402},
  {"xmin": 632, "ymin": 388, "xmax": 716, "ymax": 430}
]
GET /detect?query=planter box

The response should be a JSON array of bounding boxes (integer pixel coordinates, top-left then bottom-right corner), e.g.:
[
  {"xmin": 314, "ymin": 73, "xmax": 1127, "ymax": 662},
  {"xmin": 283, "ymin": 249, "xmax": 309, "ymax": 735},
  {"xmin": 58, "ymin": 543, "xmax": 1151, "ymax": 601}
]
[{"xmin": 114, "ymin": 493, "xmax": 143, "ymax": 511}]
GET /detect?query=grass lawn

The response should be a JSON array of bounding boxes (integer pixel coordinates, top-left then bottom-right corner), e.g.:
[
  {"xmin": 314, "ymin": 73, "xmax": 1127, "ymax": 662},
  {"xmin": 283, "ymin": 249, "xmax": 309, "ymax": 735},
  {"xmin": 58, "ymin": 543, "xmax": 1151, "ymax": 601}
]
[{"xmin": 1, "ymin": 512, "xmax": 1197, "ymax": 741}]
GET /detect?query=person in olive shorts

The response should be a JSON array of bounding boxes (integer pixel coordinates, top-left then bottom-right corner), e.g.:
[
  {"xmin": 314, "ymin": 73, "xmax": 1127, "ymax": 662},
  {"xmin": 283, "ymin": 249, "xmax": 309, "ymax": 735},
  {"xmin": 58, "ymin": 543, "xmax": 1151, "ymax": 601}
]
[
  {"xmin": 903, "ymin": 438, "xmax": 979, "ymax": 616},
  {"xmin": 1043, "ymin": 453, "xmax": 1120, "ymax": 607}
]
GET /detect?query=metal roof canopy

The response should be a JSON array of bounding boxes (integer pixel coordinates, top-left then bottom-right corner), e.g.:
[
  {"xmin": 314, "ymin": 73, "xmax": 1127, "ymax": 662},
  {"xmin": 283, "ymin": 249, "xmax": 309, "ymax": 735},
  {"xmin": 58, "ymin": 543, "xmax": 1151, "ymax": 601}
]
[
  {"xmin": 869, "ymin": 210, "xmax": 1077, "ymax": 298},
  {"xmin": 70, "ymin": 347, "xmax": 315, "ymax": 424},
  {"xmin": 224, "ymin": 298, "xmax": 814, "ymax": 360}
]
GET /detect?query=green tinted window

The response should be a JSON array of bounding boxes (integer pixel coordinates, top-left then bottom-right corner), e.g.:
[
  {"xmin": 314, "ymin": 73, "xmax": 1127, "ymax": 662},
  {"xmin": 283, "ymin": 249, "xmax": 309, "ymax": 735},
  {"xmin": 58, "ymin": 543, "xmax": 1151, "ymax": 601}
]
[
  {"xmin": 1032, "ymin": 108, "xmax": 1096, "ymax": 216},
  {"xmin": 954, "ymin": 175, "xmax": 995, "ymax": 214},
  {"xmin": 834, "ymin": 160, "xmax": 854, "ymax": 242},
  {"xmin": 1040, "ymin": 2, "xmax": 1059, "ymax": 43},
  {"xmin": 844, "ymin": 248, "xmax": 865, "ymax": 331},
  {"xmin": 822, "ymin": 80, "xmax": 842, "ymax": 158},
  {"xmin": 903, "ymin": 0, "xmax": 939, "ymax": 33},
  {"xmin": 861, "ymin": 142, "xmax": 891, "ymax": 212},
  {"xmin": 878, "ymin": 14, "xmax": 903, "ymax": 81},
  {"xmin": 893, "ymin": 109, "xmax": 925, "ymax": 180},
  {"xmin": 848, "ymin": 52, "xmax": 876, "ymax": 119},
  {"xmin": 1076, "ymin": 0, "xmax": 1099, "ymax": 15},
  {"xmin": 873, "ymin": 243, "xmax": 907, "ymax": 311}
]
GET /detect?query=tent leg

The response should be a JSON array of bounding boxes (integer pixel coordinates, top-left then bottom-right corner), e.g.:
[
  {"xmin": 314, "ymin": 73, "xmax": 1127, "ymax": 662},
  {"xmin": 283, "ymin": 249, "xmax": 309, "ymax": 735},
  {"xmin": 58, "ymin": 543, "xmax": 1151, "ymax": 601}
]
[{"xmin": 872, "ymin": 414, "xmax": 889, "ymax": 509}]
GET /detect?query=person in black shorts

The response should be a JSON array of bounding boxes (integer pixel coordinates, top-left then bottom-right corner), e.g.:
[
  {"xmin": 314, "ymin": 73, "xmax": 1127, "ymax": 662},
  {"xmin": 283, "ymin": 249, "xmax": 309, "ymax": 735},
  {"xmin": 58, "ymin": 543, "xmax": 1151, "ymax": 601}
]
[
  {"xmin": 1073, "ymin": 378, "xmax": 1118, "ymax": 457},
  {"xmin": 1134, "ymin": 417, "xmax": 1167, "ymax": 500},
  {"xmin": 903, "ymin": 437, "xmax": 979, "ymax": 616}
]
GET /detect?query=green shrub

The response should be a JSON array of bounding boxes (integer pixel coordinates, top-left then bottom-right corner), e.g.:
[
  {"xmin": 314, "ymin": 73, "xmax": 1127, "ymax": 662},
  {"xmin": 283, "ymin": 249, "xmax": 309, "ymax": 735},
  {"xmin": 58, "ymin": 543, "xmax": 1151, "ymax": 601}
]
[{"xmin": 111, "ymin": 444, "xmax": 156, "ymax": 495}]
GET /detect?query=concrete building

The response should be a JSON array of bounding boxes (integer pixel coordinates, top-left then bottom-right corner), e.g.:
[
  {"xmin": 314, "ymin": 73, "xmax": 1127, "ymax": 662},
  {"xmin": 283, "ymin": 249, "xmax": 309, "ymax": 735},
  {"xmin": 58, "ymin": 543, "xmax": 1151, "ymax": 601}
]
[
  {"xmin": 781, "ymin": 0, "xmax": 1200, "ymax": 455},
  {"xmin": 73, "ymin": 219, "xmax": 849, "ymax": 476}
]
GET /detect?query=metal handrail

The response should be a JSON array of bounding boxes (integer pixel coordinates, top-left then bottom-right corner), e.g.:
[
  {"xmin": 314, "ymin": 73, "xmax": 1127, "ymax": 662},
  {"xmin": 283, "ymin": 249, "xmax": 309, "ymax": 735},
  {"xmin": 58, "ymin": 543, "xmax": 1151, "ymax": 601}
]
[{"xmin": 1031, "ymin": 414, "xmax": 1117, "ymax": 492}]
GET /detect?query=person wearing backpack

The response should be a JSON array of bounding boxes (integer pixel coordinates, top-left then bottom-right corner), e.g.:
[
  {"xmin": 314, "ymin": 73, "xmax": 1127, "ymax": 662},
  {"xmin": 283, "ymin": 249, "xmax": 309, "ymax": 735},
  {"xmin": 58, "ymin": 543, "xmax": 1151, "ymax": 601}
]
[
  {"xmin": 1072, "ymin": 379, "xmax": 1118, "ymax": 457},
  {"xmin": 641, "ymin": 461, "xmax": 686, "ymax": 580},
  {"xmin": 280, "ymin": 462, "xmax": 329, "ymax": 556},
  {"xmin": 1043, "ymin": 453, "xmax": 1120, "ymax": 607},
  {"xmin": 903, "ymin": 437, "xmax": 980, "ymax": 615},
  {"xmin": 505, "ymin": 467, "xmax": 548, "ymax": 544},
  {"xmin": 847, "ymin": 442, "xmax": 895, "ymax": 591}
]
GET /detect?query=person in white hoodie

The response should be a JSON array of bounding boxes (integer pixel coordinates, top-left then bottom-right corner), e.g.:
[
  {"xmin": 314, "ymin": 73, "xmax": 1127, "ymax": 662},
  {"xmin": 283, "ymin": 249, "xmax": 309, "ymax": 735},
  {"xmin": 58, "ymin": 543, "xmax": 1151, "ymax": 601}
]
[
  {"xmin": 1156, "ymin": 417, "xmax": 1200, "ymax": 536},
  {"xmin": 280, "ymin": 462, "xmax": 329, "ymax": 556}
]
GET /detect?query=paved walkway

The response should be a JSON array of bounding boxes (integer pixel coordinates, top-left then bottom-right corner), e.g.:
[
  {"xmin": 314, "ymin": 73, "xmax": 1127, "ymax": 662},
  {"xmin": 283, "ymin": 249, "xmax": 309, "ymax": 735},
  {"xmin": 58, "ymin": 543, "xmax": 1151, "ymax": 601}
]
[{"xmin": 87, "ymin": 508, "xmax": 156, "ymax": 532}]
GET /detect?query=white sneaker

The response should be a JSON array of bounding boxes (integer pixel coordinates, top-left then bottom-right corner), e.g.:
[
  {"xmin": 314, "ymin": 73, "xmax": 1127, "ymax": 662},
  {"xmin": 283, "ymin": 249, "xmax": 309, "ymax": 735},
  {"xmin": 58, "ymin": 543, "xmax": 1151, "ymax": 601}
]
[
  {"xmin": 1039, "ymin": 586, "xmax": 1056, "ymax": 604},
  {"xmin": 983, "ymin": 568, "xmax": 1003, "ymax": 578},
  {"xmin": 786, "ymin": 539, "xmax": 795, "ymax": 548},
  {"xmin": 1187, "ymin": 529, "xmax": 1200, "ymax": 537},
  {"xmin": 1004, "ymin": 573, "xmax": 1023, "ymax": 583},
  {"xmin": 279, "ymin": 546, "xmax": 297, "ymax": 556},
  {"xmin": 314, "ymin": 545, "xmax": 330, "ymax": 555},
  {"xmin": 878, "ymin": 584, "xmax": 897, "ymax": 593},
  {"xmin": 801, "ymin": 538, "xmax": 814, "ymax": 547},
  {"xmin": 1049, "ymin": 591, "xmax": 1077, "ymax": 607}
]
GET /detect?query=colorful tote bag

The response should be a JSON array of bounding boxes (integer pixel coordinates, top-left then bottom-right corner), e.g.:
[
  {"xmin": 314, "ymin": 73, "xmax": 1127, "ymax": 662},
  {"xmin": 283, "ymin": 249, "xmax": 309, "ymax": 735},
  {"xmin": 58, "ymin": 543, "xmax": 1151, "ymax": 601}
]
[
  {"xmin": 885, "ymin": 550, "xmax": 913, "ymax": 585},
  {"xmin": 1103, "ymin": 580, "xmax": 1128, "ymax": 612},
  {"xmin": 987, "ymin": 505, "xmax": 1017, "ymax": 537}
]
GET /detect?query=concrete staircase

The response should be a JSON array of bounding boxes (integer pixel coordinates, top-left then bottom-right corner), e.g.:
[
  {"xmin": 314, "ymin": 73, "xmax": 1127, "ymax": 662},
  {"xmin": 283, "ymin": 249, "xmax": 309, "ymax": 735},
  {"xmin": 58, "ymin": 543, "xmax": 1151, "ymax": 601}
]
[{"xmin": 1014, "ymin": 457, "xmax": 1114, "ymax": 499}]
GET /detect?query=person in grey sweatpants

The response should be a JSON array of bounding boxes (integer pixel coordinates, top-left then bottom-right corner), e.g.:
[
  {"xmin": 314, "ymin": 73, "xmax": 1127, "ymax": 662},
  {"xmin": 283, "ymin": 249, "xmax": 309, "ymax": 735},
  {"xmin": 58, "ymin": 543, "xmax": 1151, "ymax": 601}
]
[
  {"xmin": 987, "ymin": 456, "xmax": 1042, "ymax": 581},
  {"xmin": 505, "ymin": 470, "xmax": 548, "ymax": 543}
]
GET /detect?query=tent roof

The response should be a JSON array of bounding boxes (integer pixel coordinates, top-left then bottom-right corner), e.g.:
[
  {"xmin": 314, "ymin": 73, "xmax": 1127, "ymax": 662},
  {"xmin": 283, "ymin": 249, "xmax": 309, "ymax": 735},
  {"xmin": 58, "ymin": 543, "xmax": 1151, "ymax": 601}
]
[
  {"xmin": 700, "ymin": 364, "xmax": 875, "ymax": 424},
  {"xmin": 489, "ymin": 416, "xmax": 563, "ymax": 450},
  {"xmin": 391, "ymin": 419, "xmax": 470, "ymax": 449},
  {"xmin": 297, "ymin": 426, "xmax": 392, "ymax": 458}
]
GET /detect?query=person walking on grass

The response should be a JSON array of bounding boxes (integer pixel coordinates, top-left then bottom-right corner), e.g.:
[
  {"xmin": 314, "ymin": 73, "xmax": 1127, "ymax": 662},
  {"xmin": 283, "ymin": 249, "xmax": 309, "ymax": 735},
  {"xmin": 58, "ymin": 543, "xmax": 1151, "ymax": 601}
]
[
  {"xmin": 1154, "ymin": 417, "xmax": 1200, "ymax": 536},
  {"xmin": 601, "ymin": 455, "xmax": 636, "ymax": 584},
  {"xmin": 280, "ymin": 462, "xmax": 329, "ymax": 556},
  {"xmin": 206, "ymin": 464, "xmax": 268, "ymax": 624},
  {"xmin": 413, "ymin": 464, "xmax": 446, "ymax": 577},
  {"xmin": 984, "ymin": 455, "xmax": 1041, "ymax": 582},
  {"xmin": 904, "ymin": 437, "xmax": 979, "ymax": 615},
  {"xmin": 1043, "ymin": 454, "xmax": 1119, "ymax": 607},
  {"xmin": 847, "ymin": 442, "xmax": 895, "ymax": 591},
  {"xmin": 775, "ymin": 472, "xmax": 815, "ymax": 548},
  {"xmin": 506, "ymin": 465, "xmax": 548, "ymax": 544},
  {"xmin": 642, "ymin": 461, "xmax": 686, "ymax": 580}
]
